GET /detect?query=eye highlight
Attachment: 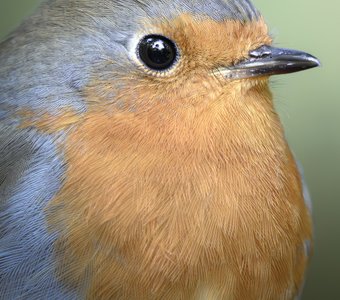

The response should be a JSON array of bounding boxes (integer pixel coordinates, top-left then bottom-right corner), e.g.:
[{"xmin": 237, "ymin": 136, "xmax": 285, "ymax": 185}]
[{"xmin": 137, "ymin": 35, "xmax": 179, "ymax": 71}]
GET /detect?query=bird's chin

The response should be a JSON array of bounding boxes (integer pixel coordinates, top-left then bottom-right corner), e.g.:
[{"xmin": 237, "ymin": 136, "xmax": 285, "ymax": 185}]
[{"xmin": 238, "ymin": 76, "xmax": 270, "ymax": 90}]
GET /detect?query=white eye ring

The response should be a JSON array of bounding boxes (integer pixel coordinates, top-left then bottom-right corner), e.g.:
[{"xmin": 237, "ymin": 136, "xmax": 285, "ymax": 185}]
[{"xmin": 128, "ymin": 32, "xmax": 181, "ymax": 76}]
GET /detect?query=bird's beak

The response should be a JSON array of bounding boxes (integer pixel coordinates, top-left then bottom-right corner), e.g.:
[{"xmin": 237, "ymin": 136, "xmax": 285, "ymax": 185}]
[{"xmin": 215, "ymin": 45, "xmax": 320, "ymax": 79}]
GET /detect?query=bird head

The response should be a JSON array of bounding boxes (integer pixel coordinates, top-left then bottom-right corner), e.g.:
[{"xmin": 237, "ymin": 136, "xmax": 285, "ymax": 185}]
[{"xmin": 2, "ymin": 0, "xmax": 319, "ymax": 131}]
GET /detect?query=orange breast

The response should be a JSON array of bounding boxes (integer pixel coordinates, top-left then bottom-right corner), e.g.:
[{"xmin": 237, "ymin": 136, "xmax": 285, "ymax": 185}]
[{"xmin": 46, "ymin": 81, "xmax": 312, "ymax": 300}]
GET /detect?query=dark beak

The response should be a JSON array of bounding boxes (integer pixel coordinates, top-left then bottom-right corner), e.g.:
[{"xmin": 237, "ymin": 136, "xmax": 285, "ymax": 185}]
[{"xmin": 215, "ymin": 45, "xmax": 320, "ymax": 79}]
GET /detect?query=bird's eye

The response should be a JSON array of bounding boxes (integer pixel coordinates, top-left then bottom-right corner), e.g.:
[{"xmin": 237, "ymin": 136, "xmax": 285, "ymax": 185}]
[{"xmin": 137, "ymin": 35, "xmax": 178, "ymax": 71}]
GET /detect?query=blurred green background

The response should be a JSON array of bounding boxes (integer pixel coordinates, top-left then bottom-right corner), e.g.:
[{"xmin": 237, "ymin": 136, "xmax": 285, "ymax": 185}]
[{"xmin": 0, "ymin": 0, "xmax": 339, "ymax": 299}]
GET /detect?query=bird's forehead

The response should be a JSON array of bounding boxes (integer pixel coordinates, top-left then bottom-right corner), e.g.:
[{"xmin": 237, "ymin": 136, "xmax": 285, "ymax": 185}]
[
  {"xmin": 100, "ymin": 0, "xmax": 262, "ymax": 54},
  {"xmin": 76, "ymin": 0, "xmax": 260, "ymax": 39},
  {"xmin": 133, "ymin": 0, "xmax": 260, "ymax": 22}
]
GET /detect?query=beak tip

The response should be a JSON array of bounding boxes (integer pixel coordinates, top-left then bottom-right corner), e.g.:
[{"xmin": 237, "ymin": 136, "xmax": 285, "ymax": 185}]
[{"xmin": 307, "ymin": 55, "xmax": 321, "ymax": 68}]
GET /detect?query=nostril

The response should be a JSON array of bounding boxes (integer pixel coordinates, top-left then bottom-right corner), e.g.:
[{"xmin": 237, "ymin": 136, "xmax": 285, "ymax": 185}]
[{"xmin": 249, "ymin": 45, "xmax": 272, "ymax": 58}]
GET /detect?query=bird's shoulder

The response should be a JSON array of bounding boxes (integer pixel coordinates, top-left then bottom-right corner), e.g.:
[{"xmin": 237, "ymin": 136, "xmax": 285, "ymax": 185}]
[{"xmin": 0, "ymin": 124, "xmax": 78, "ymax": 299}]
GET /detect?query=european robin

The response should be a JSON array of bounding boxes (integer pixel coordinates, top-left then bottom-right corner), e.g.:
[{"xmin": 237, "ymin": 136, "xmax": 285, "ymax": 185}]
[{"xmin": 0, "ymin": 0, "xmax": 319, "ymax": 299}]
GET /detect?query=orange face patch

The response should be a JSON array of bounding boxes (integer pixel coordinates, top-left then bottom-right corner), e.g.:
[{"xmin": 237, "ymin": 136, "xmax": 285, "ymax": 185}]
[
  {"xmin": 157, "ymin": 15, "xmax": 271, "ymax": 69},
  {"xmin": 84, "ymin": 16, "xmax": 271, "ymax": 116}
]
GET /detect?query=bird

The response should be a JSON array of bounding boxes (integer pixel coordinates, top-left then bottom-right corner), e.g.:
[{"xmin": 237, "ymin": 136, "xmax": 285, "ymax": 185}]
[{"xmin": 0, "ymin": 0, "xmax": 319, "ymax": 299}]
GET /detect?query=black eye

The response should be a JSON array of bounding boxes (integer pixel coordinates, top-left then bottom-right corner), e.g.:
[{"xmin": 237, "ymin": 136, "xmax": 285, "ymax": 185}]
[{"xmin": 138, "ymin": 35, "xmax": 178, "ymax": 71}]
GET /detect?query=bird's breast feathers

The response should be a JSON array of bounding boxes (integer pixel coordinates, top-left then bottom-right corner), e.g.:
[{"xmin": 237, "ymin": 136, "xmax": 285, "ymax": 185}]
[{"xmin": 44, "ymin": 92, "xmax": 312, "ymax": 299}]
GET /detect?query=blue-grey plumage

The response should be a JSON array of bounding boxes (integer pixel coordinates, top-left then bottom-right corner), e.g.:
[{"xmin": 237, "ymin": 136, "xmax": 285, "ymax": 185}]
[
  {"xmin": 0, "ymin": 0, "xmax": 315, "ymax": 299},
  {"xmin": 0, "ymin": 127, "xmax": 77, "ymax": 299}
]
